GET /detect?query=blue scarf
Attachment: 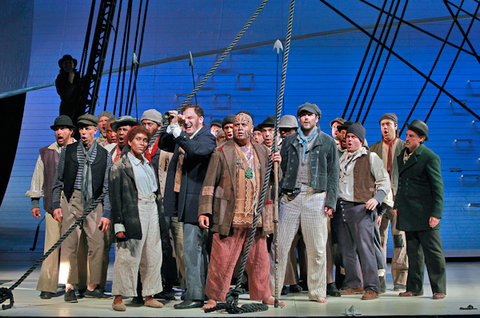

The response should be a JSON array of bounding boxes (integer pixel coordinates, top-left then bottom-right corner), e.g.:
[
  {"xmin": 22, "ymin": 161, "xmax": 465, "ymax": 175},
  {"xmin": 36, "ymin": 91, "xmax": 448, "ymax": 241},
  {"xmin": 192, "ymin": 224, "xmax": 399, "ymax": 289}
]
[{"xmin": 298, "ymin": 126, "xmax": 318, "ymax": 163}]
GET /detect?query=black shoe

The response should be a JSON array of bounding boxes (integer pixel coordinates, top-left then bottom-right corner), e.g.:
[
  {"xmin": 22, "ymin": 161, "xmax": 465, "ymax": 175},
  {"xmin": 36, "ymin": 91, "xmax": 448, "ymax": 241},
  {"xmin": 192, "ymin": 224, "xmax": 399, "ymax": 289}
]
[
  {"xmin": 64, "ymin": 289, "xmax": 78, "ymax": 303},
  {"xmin": 84, "ymin": 288, "xmax": 113, "ymax": 299},
  {"xmin": 298, "ymin": 280, "xmax": 308, "ymax": 291},
  {"xmin": 77, "ymin": 288, "xmax": 86, "ymax": 299},
  {"xmin": 290, "ymin": 284, "xmax": 302, "ymax": 293},
  {"xmin": 327, "ymin": 282, "xmax": 341, "ymax": 297},
  {"xmin": 40, "ymin": 291, "xmax": 52, "ymax": 299},
  {"xmin": 281, "ymin": 286, "xmax": 288, "ymax": 295},
  {"xmin": 379, "ymin": 276, "xmax": 386, "ymax": 294},
  {"xmin": 154, "ymin": 290, "xmax": 176, "ymax": 300},
  {"xmin": 174, "ymin": 300, "xmax": 204, "ymax": 309}
]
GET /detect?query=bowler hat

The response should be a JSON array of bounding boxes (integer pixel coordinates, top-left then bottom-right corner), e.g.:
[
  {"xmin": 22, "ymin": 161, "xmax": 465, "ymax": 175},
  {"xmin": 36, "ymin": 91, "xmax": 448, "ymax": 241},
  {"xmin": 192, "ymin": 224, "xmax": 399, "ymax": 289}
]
[
  {"xmin": 58, "ymin": 54, "xmax": 77, "ymax": 68},
  {"xmin": 407, "ymin": 119, "xmax": 429, "ymax": 141},
  {"xmin": 337, "ymin": 120, "xmax": 354, "ymax": 132},
  {"xmin": 297, "ymin": 102, "xmax": 321, "ymax": 118},
  {"xmin": 50, "ymin": 115, "xmax": 75, "ymax": 130},
  {"xmin": 111, "ymin": 116, "xmax": 139, "ymax": 132},
  {"xmin": 258, "ymin": 115, "xmax": 276, "ymax": 129}
]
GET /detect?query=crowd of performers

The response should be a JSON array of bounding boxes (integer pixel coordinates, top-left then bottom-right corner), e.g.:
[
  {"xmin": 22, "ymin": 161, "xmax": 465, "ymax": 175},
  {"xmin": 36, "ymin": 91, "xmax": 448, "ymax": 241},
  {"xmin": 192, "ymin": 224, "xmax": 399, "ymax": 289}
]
[{"xmin": 26, "ymin": 54, "xmax": 447, "ymax": 312}]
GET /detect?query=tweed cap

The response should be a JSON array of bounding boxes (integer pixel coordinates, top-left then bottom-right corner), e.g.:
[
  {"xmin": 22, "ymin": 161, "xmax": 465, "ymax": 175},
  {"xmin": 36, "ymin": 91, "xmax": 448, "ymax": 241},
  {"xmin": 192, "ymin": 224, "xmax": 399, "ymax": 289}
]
[
  {"xmin": 297, "ymin": 102, "xmax": 321, "ymax": 118},
  {"xmin": 77, "ymin": 114, "xmax": 98, "ymax": 127}
]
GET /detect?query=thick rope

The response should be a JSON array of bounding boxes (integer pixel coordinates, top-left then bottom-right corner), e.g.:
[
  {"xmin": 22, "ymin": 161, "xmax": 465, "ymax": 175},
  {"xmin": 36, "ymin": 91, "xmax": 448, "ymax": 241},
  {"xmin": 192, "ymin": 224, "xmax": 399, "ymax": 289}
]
[{"xmin": 206, "ymin": 0, "xmax": 295, "ymax": 313}]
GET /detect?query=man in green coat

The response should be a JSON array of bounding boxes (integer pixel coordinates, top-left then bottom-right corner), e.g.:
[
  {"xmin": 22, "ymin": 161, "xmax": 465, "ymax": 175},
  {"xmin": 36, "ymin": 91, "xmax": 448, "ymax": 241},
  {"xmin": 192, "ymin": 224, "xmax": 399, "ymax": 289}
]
[{"xmin": 394, "ymin": 119, "xmax": 446, "ymax": 300}]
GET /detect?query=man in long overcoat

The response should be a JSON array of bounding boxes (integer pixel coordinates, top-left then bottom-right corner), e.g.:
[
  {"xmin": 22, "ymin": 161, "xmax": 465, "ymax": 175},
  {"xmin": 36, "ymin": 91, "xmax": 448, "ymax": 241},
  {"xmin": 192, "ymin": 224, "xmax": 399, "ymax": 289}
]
[{"xmin": 394, "ymin": 119, "xmax": 446, "ymax": 300}]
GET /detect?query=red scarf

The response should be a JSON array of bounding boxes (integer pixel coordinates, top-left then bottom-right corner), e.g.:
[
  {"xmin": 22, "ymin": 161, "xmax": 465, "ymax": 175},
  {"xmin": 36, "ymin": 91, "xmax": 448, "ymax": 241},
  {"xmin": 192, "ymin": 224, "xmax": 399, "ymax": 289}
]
[
  {"xmin": 114, "ymin": 145, "xmax": 122, "ymax": 163},
  {"xmin": 383, "ymin": 137, "xmax": 397, "ymax": 178},
  {"xmin": 145, "ymin": 136, "xmax": 159, "ymax": 163}
]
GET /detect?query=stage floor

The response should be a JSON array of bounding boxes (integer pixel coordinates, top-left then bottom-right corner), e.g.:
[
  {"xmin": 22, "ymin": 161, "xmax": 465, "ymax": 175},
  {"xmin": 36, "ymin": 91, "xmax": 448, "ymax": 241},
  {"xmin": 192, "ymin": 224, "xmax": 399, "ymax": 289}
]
[{"xmin": 0, "ymin": 261, "xmax": 479, "ymax": 317}]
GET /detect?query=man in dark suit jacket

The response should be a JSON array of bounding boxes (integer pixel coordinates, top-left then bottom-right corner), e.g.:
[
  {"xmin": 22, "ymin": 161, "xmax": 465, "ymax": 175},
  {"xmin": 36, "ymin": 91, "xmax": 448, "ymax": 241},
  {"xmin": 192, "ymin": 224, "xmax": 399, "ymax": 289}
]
[
  {"xmin": 158, "ymin": 105, "xmax": 216, "ymax": 309},
  {"xmin": 394, "ymin": 119, "xmax": 446, "ymax": 300}
]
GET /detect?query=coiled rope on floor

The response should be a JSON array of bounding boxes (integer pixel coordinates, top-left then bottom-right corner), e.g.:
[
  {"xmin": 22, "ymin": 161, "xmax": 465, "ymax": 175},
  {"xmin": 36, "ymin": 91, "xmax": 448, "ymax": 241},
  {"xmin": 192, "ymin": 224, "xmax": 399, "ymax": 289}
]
[{"xmin": 205, "ymin": 0, "xmax": 295, "ymax": 314}]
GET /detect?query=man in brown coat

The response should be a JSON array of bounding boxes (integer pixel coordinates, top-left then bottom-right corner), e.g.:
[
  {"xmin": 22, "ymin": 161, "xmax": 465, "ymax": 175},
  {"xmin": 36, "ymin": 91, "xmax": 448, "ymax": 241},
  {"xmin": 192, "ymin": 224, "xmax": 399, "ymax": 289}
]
[{"xmin": 198, "ymin": 111, "xmax": 282, "ymax": 309}]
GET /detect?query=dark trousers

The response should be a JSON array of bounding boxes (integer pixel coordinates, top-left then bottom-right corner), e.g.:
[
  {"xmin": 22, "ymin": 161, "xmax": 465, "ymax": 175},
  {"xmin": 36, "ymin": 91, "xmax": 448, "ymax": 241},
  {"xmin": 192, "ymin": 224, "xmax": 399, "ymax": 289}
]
[
  {"xmin": 183, "ymin": 223, "xmax": 208, "ymax": 301},
  {"xmin": 405, "ymin": 230, "xmax": 446, "ymax": 295},
  {"xmin": 333, "ymin": 200, "xmax": 380, "ymax": 292}
]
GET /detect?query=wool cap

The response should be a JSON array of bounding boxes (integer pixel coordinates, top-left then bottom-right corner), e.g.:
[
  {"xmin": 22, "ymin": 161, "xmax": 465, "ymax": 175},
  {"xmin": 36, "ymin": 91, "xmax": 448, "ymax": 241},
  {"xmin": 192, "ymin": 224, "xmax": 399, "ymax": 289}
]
[
  {"xmin": 379, "ymin": 113, "xmax": 398, "ymax": 125},
  {"xmin": 210, "ymin": 119, "xmax": 223, "ymax": 128},
  {"xmin": 330, "ymin": 117, "xmax": 346, "ymax": 127},
  {"xmin": 77, "ymin": 114, "xmax": 98, "ymax": 127},
  {"xmin": 253, "ymin": 125, "xmax": 262, "ymax": 132},
  {"xmin": 51, "ymin": 115, "xmax": 75, "ymax": 130},
  {"xmin": 346, "ymin": 122, "xmax": 366, "ymax": 144},
  {"xmin": 297, "ymin": 102, "xmax": 321, "ymax": 118},
  {"xmin": 141, "ymin": 109, "xmax": 163, "ymax": 124},
  {"xmin": 407, "ymin": 119, "xmax": 429, "ymax": 141},
  {"xmin": 222, "ymin": 114, "xmax": 235, "ymax": 128},
  {"xmin": 279, "ymin": 115, "xmax": 298, "ymax": 129}
]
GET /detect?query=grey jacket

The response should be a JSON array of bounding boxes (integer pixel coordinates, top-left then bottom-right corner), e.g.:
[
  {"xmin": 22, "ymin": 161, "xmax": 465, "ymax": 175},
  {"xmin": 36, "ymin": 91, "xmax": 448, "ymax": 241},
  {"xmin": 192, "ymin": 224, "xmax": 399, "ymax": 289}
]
[
  {"xmin": 280, "ymin": 125, "xmax": 339, "ymax": 210},
  {"xmin": 369, "ymin": 138, "xmax": 405, "ymax": 196}
]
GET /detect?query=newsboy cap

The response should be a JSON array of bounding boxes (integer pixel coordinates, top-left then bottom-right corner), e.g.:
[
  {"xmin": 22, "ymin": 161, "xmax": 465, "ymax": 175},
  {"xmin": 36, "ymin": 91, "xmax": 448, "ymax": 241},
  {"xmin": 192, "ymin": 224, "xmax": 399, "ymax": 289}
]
[{"xmin": 297, "ymin": 102, "xmax": 321, "ymax": 118}]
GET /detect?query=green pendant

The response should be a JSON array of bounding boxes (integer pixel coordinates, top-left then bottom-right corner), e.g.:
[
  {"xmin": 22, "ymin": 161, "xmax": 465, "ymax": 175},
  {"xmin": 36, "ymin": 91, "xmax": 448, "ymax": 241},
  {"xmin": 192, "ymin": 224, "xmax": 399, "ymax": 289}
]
[{"xmin": 245, "ymin": 167, "xmax": 253, "ymax": 179}]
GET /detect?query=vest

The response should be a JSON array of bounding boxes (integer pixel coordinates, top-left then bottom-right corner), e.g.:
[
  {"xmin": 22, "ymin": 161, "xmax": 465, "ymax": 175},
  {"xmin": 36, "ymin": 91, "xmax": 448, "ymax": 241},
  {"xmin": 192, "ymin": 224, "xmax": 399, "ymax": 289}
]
[
  {"xmin": 39, "ymin": 146, "xmax": 59, "ymax": 213},
  {"xmin": 63, "ymin": 143, "xmax": 108, "ymax": 202},
  {"xmin": 353, "ymin": 151, "xmax": 376, "ymax": 203}
]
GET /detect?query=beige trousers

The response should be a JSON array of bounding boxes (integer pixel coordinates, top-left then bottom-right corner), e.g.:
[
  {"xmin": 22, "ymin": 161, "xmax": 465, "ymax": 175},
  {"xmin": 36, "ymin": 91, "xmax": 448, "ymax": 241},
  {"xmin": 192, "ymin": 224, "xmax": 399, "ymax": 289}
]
[{"xmin": 60, "ymin": 190, "xmax": 105, "ymax": 285}]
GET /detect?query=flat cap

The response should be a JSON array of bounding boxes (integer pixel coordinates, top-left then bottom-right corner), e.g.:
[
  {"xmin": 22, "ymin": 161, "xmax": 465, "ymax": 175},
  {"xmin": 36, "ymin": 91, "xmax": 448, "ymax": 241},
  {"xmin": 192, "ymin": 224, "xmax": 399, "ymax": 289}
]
[
  {"xmin": 297, "ymin": 102, "xmax": 321, "ymax": 118},
  {"xmin": 77, "ymin": 114, "xmax": 98, "ymax": 127}
]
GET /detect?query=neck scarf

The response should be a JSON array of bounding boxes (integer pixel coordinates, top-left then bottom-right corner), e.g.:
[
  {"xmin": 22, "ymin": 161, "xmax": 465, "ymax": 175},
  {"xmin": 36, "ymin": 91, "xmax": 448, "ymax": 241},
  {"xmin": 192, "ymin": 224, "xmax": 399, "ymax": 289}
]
[
  {"xmin": 81, "ymin": 141, "xmax": 97, "ymax": 206},
  {"xmin": 383, "ymin": 137, "xmax": 397, "ymax": 178},
  {"xmin": 145, "ymin": 136, "xmax": 159, "ymax": 163},
  {"xmin": 114, "ymin": 144, "xmax": 122, "ymax": 162},
  {"xmin": 297, "ymin": 126, "xmax": 318, "ymax": 163}
]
